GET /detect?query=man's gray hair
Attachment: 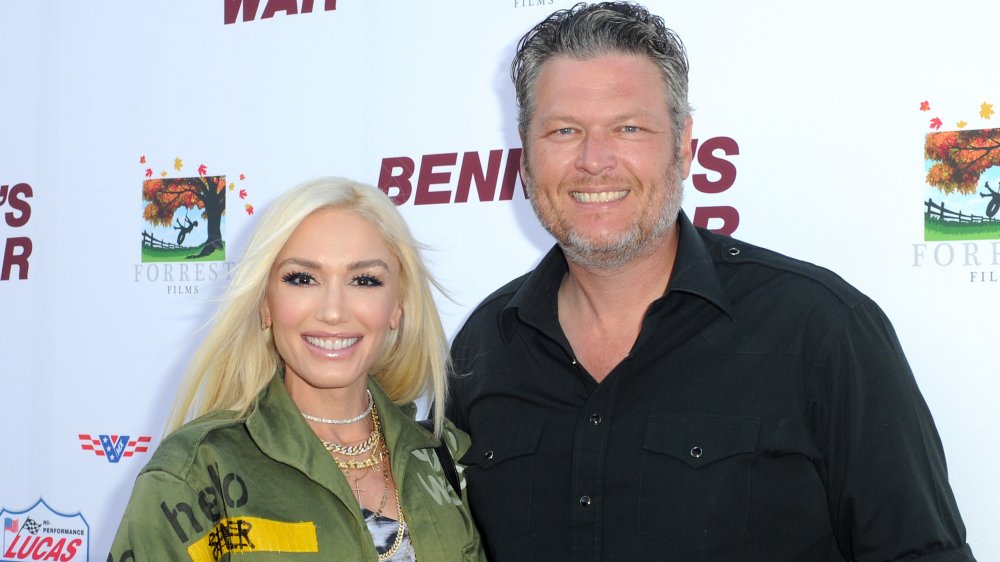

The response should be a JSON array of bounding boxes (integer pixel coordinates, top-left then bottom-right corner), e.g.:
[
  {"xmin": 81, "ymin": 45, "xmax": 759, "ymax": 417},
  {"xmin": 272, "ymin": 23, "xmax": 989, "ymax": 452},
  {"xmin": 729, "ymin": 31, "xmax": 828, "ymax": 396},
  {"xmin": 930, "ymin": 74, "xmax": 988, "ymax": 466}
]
[{"xmin": 511, "ymin": 2, "xmax": 691, "ymax": 152}]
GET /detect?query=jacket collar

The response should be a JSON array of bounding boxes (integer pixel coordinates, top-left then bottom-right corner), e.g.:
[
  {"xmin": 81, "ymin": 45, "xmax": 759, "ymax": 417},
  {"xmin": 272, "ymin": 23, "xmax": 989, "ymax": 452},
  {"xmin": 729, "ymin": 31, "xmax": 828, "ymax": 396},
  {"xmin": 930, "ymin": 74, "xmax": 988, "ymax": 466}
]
[{"xmin": 244, "ymin": 370, "xmax": 438, "ymax": 499}]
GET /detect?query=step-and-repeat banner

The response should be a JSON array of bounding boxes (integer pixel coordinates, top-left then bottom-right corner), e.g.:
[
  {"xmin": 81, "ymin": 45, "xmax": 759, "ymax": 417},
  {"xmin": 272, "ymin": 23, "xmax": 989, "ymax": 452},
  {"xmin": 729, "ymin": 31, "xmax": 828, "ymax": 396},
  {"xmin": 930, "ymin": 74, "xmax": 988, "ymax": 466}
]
[{"xmin": 2, "ymin": 2, "xmax": 998, "ymax": 560}]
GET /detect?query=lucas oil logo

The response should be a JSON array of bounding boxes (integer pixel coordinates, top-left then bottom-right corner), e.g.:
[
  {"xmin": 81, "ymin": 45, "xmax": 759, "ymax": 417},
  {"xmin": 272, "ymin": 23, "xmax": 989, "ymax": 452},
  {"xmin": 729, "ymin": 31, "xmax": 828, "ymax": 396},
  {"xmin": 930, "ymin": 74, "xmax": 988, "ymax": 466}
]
[{"xmin": 1, "ymin": 499, "xmax": 88, "ymax": 562}]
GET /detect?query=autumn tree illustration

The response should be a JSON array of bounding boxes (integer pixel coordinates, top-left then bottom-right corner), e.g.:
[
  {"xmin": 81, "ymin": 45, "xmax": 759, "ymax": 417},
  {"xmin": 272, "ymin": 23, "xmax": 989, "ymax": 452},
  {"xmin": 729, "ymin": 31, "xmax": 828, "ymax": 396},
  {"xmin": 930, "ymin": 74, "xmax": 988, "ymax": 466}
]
[
  {"xmin": 143, "ymin": 175, "xmax": 225, "ymax": 258},
  {"xmin": 925, "ymin": 129, "xmax": 1000, "ymax": 195}
]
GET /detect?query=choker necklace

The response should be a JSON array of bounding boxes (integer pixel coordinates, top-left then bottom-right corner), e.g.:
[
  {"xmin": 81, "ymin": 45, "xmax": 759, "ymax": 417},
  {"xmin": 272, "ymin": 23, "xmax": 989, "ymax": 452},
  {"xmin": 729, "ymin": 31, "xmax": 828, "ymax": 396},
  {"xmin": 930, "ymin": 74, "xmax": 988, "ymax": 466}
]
[{"xmin": 301, "ymin": 390, "xmax": 374, "ymax": 425}]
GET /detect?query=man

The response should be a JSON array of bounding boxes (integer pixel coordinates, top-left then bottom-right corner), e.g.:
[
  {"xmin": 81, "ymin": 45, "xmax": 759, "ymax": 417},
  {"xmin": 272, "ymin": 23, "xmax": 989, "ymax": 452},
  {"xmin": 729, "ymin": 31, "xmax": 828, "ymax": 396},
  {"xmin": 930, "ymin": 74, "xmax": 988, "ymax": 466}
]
[{"xmin": 447, "ymin": 2, "xmax": 976, "ymax": 561}]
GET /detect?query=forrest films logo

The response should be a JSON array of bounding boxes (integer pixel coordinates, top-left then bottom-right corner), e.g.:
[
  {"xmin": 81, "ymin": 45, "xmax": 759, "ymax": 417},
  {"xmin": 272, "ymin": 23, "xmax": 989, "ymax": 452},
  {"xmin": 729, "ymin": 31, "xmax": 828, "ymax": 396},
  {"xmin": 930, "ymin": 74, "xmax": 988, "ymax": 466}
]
[
  {"xmin": 915, "ymin": 101, "xmax": 1000, "ymax": 282},
  {"xmin": 134, "ymin": 156, "xmax": 254, "ymax": 293},
  {"xmin": 923, "ymin": 127, "xmax": 1000, "ymax": 241}
]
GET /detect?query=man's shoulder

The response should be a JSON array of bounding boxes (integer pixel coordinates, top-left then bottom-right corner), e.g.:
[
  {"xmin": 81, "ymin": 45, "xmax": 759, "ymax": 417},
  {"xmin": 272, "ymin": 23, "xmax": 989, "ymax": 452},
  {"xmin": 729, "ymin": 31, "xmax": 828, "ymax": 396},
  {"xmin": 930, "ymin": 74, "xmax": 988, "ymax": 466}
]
[
  {"xmin": 698, "ymin": 228, "xmax": 869, "ymax": 310},
  {"xmin": 461, "ymin": 271, "xmax": 531, "ymax": 326}
]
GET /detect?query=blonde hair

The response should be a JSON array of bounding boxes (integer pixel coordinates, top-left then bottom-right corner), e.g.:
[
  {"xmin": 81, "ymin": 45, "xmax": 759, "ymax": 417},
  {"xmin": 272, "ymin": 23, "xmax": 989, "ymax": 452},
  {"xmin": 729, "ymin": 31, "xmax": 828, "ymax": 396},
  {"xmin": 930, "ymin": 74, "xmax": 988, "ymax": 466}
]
[{"xmin": 165, "ymin": 177, "xmax": 449, "ymax": 435}]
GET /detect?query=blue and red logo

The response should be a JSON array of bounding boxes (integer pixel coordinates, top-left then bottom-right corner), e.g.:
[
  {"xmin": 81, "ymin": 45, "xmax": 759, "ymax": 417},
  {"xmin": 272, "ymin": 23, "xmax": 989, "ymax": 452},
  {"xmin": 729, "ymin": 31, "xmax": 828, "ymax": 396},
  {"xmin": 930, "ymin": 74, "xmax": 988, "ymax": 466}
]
[
  {"xmin": 77, "ymin": 434, "xmax": 151, "ymax": 464},
  {"xmin": 1, "ymin": 499, "xmax": 88, "ymax": 561}
]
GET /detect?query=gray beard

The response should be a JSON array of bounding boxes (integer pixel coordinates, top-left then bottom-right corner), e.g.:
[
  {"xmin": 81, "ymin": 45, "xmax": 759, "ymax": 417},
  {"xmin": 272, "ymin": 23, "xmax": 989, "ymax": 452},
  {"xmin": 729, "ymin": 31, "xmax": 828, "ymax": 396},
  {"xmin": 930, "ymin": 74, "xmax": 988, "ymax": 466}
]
[
  {"xmin": 528, "ymin": 167, "xmax": 684, "ymax": 272},
  {"xmin": 560, "ymin": 197, "xmax": 679, "ymax": 271}
]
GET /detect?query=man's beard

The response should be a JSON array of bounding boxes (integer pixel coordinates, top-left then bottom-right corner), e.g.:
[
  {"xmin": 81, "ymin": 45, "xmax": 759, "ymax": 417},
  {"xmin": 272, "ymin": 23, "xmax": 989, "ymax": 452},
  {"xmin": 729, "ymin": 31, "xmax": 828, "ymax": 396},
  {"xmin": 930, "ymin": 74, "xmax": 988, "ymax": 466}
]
[{"xmin": 527, "ymin": 161, "xmax": 684, "ymax": 271}]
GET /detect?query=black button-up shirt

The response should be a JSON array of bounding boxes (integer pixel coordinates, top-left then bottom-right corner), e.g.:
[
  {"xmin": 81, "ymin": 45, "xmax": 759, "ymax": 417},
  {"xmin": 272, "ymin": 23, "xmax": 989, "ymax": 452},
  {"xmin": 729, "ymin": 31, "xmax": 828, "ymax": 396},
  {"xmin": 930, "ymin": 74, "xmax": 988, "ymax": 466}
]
[{"xmin": 448, "ymin": 212, "xmax": 974, "ymax": 561}]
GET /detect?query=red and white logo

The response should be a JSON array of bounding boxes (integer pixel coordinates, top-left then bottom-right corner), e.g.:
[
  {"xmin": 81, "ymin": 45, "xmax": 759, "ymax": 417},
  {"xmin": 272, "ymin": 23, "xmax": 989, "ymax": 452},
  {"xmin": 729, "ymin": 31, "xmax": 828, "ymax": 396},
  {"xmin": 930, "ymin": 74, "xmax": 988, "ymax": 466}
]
[
  {"xmin": 78, "ymin": 434, "xmax": 152, "ymax": 464},
  {"xmin": 1, "ymin": 499, "xmax": 88, "ymax": 562}
]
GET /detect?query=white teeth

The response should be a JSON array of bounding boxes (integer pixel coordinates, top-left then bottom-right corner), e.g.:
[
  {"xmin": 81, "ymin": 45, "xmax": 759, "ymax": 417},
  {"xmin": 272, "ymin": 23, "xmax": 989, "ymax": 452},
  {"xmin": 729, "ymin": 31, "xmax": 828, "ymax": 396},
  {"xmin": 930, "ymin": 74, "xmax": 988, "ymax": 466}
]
[
  {"xmin": 305, "ymin": 336, "xmax": 358, "ymax": 350},
  {"xmin": 572, "ymin": 190, "xmax": 627, "ymax": 203}
]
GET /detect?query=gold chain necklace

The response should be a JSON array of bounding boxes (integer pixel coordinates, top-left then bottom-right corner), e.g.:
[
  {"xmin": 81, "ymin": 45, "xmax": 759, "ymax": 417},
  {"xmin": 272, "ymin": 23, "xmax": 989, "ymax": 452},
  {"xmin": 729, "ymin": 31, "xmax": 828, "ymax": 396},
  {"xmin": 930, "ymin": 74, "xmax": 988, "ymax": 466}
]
[
  {"xmin": 326, "ymin": 405, "xmax": 408, "ymax": 561},
  {"xmin": 323, "ymin": 427, "xmax": 379, "ymax": 456},
  {"xmin": 329, "ymin": 407, "xmax": 384, "ymax": 472},
  {"xmin": 377, "ymin": 474, "xmax": 406, "ymax": 562},
  {"xmin": 374, "ymin": 429, "xmax": 406, "ymax": 562}
]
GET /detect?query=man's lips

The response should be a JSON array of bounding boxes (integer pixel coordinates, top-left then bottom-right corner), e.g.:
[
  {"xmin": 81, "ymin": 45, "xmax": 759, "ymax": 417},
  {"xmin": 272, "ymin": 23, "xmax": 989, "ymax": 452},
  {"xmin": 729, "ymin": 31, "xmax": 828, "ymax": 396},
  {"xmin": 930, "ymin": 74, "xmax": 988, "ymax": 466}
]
[{"xmin": 571, "ymin": 190, "xmax": 628, "ymax": 203}]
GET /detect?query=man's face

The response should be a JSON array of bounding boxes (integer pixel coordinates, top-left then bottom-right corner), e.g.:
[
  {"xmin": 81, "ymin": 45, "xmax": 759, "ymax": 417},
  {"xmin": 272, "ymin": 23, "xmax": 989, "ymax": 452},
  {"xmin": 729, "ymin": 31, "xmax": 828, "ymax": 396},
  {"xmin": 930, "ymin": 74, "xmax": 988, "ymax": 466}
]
[{"xmin": 521, "ymin": 53, "xmax": 693, "ymax": 269}]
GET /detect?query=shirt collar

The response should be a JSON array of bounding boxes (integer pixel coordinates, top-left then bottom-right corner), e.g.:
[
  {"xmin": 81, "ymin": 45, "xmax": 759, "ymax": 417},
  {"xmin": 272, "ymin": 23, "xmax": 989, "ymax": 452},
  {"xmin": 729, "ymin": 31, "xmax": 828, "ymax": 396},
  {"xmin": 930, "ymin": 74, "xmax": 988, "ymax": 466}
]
[
  {"xmin": 499, "ymin": 211, "xmax": 734, "ymax": 341},
  {"xmin": 667, "ymin": 211, "xmax": 734, "ymax": 318}
]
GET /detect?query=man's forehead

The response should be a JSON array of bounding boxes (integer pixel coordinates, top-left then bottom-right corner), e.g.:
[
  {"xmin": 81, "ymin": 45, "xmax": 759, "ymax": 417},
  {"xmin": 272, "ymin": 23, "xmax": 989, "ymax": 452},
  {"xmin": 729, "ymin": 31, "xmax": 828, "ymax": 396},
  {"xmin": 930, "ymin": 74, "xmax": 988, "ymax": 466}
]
[{"xmin": 530, "ymin": 55, "xmax": 670, "ymax": 120}]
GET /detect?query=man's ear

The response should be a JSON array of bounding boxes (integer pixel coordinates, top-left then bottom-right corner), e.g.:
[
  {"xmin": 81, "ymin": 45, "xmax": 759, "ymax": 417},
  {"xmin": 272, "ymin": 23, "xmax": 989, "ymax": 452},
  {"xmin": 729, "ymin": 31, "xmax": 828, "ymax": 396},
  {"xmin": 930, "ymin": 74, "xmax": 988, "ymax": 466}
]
[
  {"xmin": 679, "ymin": 116, "xmax": 694, "ymax": 180},
  {"xmin": 519, "ymin": 134, "xmax": 532, "ymax": 188}
]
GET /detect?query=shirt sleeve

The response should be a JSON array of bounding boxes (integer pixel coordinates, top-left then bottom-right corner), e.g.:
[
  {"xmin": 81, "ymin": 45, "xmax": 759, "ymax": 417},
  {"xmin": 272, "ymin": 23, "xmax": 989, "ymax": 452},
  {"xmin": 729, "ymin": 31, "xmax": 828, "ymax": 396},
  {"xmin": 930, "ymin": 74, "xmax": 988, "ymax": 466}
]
[
  {"xmin": 811, "ymin": 298, "xmax": 975, "ymax": 561},
  {"xmin": 447, "ymin": 326, "xmax": 476, "ymax": 432},
  {"xmin": 108, "ymin": 469, "xmax": 206, "ymax": 562}
]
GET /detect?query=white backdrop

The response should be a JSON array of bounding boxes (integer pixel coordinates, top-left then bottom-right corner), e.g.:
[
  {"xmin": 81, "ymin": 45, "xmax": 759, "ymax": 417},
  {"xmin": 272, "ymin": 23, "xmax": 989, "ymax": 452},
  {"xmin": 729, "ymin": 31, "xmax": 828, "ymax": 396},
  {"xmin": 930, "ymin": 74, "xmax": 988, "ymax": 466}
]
[{"xmin": 1, "ymin": 1, "xmax": 997, "ymax": 560}]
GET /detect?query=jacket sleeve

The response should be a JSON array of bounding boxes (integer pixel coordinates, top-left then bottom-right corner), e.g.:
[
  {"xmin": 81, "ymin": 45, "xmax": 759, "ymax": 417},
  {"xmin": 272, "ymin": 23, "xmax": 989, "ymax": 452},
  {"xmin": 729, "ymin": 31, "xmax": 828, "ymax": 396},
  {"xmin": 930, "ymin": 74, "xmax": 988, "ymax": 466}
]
[
  {"xmin": 812, "ymin": 299, "xmax": 975, "ymax": 561},
  {"xmin": 109, "ymin": 469, "xmax": 209, "ymax": 562},
  {"xmin": 442, "ymin": 421, "xmax": 489, "ymax": 562}
]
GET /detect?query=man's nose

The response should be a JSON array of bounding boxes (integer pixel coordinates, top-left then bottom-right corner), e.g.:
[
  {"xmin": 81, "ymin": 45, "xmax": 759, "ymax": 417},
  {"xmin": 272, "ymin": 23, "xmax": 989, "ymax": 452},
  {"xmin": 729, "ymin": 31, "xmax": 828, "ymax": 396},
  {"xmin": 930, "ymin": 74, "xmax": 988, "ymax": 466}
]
[{"xmin": 576, "ymin": 131, "xmax": 616, "ymax": 175}]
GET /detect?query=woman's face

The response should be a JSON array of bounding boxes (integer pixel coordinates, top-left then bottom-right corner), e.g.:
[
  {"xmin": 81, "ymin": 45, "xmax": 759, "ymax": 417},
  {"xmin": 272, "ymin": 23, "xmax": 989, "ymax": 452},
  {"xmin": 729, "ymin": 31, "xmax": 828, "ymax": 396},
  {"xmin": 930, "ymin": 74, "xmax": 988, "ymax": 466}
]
[{"xmin": 263, "ymin": 208, "xmax": 403, "ymax": 398}]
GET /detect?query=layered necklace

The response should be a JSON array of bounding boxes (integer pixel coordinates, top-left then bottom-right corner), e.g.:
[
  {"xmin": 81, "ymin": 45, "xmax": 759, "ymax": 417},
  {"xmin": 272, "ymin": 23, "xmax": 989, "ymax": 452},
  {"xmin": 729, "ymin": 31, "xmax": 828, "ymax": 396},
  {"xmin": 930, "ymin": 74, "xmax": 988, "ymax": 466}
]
[
  {"xmin": 307, "ymin": 396, "xmax": 408, "ymax": 561},
  {"xmin": 301, "ymin": 390, "xmax": 374, "ymax": 425}
]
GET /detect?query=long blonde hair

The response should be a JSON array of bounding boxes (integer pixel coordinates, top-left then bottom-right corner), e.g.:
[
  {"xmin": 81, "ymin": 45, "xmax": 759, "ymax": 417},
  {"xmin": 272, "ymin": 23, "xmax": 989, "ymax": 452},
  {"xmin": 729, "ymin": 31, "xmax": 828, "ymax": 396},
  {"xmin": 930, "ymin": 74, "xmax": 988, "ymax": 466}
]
[{"xmin": 165, "ymin": 177, "xmax": 449, "ymax": 435}]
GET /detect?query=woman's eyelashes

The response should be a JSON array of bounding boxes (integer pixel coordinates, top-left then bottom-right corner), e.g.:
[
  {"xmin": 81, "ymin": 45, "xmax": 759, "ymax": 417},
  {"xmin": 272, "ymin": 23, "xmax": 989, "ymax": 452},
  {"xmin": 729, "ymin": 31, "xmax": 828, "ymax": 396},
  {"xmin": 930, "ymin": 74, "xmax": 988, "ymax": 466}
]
[
  {"xmin": 280, "ymin": 270, "xmax": 384, "ymax": 288},
  {"xmin": 281, "ymin": 271, "xmax": 316, "ymax": 286},
  {"xmin": 351, "ymin": 273, "xmax": 385, "ymax": 288}
]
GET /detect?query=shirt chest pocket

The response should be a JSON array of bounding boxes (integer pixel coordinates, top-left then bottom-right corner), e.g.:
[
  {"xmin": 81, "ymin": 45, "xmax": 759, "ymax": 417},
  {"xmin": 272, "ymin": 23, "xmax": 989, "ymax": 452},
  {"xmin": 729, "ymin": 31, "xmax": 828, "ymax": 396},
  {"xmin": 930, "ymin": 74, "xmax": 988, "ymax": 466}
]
[
  {"xmin": 638, "ymin": 413, "xmax": 759, "ymax": 548},
  {"xmin": 459, "ymin": 416, "xmax": 543, "ymax": 540}
]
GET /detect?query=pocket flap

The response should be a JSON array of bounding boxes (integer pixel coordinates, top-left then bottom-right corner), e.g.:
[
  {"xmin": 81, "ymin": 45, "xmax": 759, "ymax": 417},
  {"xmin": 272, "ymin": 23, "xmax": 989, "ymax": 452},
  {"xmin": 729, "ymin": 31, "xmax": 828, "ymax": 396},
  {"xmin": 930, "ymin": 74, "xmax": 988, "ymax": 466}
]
[
  {"xmin": 460, "ymin": 415, "xmax": 544, "ymax": 470},
  {"xmin": 643, "ymin": 413, "xmax": 759, "ymax": 469}
]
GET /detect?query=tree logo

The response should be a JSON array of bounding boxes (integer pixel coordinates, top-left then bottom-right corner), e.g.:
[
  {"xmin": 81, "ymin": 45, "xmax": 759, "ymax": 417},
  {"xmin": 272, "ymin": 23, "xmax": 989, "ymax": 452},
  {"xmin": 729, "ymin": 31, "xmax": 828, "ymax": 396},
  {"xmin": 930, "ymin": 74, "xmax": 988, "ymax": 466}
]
[
  {"xmin": 922, "ymin": 101, "xmax": 1000, "ymax": 241},
  {"xmin": 139, "ymin": 156, "xmax": 254, "ymax": 263}
]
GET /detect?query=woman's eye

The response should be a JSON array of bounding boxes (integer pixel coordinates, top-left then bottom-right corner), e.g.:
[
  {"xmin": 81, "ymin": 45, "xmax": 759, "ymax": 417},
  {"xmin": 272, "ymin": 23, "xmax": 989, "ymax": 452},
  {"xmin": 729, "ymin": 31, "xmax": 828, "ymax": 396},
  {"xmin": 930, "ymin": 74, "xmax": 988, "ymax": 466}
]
[
  {"xmin": 281, "ymin": 272, "xmax": 315, "ymax": 286},
  {"xmin": 352, "ymin": 274, "xmax": 385, "ymax": 288}
]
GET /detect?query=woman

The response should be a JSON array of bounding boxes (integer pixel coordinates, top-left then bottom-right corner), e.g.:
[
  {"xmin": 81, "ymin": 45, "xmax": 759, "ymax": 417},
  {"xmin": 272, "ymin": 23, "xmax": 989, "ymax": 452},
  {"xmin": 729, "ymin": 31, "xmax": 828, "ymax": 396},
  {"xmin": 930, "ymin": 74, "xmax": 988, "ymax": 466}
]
[{"xmin": 110, "ymin": 177, "xmax": 485, "ymax": 561}]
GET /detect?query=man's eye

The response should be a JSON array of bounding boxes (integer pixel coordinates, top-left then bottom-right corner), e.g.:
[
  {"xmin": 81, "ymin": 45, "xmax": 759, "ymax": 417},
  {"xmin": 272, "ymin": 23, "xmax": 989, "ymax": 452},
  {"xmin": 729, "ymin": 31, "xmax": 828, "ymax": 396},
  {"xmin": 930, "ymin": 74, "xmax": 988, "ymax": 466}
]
[
  {"xmin": 556, "ymin": 128, "xmax": 575, "ymax": 135},
  {"xmin": 281, "ymin": 272, "xmax": 315, "ymax": 286},
  {"xmin": 621, "ymin": 125, "xmax": 640, "ymax": 133},
  {"xmin": 352, "ymin": 274, "xmax": 385, "ymax": 288}
]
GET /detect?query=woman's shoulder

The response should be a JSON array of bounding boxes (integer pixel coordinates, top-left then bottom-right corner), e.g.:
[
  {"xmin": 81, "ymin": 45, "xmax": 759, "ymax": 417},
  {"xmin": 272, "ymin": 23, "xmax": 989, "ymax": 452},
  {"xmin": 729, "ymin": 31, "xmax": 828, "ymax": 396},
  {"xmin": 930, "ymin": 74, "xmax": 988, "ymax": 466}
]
[
  {"xmin": 439, "ymin": 416, "xmax": 472, "ymax": 459},
  {"xmin": 143, "ymin": 410, "xmax": 245, "ymax": 478}
]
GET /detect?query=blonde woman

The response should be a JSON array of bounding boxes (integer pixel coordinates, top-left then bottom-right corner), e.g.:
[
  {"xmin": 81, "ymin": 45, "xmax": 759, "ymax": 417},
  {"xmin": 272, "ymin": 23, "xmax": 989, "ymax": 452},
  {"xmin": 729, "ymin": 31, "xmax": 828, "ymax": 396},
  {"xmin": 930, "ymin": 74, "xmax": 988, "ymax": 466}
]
[{"xmin": 110, "ymin": 177, "xmax": 484, "ymax": 561}]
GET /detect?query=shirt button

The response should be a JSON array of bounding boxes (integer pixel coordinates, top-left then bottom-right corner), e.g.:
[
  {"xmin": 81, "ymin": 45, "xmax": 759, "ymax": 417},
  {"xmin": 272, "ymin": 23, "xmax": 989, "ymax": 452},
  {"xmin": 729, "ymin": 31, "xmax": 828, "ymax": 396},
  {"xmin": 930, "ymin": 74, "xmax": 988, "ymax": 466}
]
[
  {"xmin": 484, "ymin": 450, "xmax": 494, "ymax": 460},
  {"xmin": 579, "ymin": 495, "xmax": 592, "ymax": 507},
  {"xmin": 690, "ymin": 446, "xmax": 703, "ymax": 458},
  {"xmin": 589, "ymin": 413, "xmax": 602, "ymax": 425}
]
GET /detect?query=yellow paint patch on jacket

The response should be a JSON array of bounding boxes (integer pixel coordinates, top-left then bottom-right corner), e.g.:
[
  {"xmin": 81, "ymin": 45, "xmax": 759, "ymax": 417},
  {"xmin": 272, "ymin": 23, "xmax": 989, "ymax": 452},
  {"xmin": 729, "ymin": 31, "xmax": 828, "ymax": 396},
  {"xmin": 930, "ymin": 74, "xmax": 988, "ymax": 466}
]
[{"xmin": 187, "ymin": 517, "xmax": 317, "ymax": 562}]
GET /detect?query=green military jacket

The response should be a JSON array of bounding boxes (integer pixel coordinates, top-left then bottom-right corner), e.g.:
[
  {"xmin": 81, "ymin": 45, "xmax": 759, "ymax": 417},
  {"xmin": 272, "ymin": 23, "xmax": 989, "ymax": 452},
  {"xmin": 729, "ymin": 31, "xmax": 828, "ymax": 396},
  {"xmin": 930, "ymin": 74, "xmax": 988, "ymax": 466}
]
[{"xmin": 109, "ymin": 373, "xmax": 485, "ymax": 561}]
